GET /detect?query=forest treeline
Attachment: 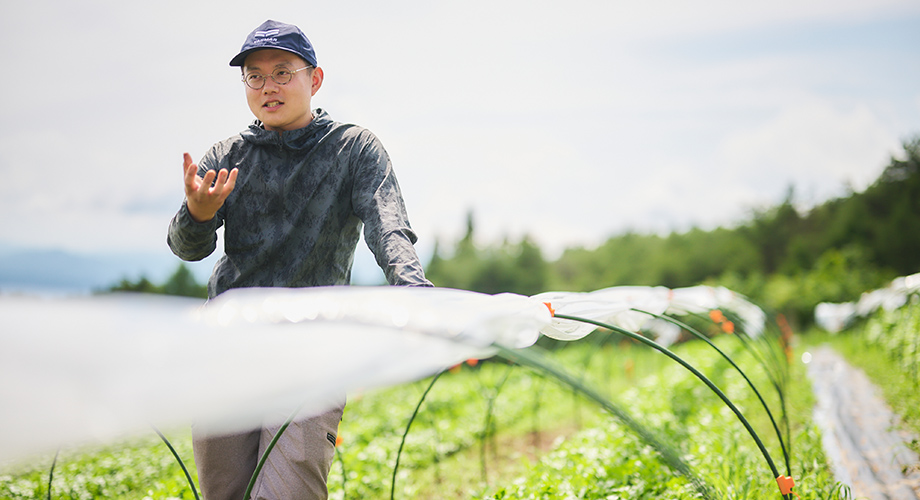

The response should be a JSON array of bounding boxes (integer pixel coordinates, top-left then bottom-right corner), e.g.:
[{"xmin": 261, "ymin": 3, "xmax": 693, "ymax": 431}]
[
  {"xmin": 426, "ymin": 136, "xmax": 920, "ymax": 327},
  {"xmin": 113, "ymin": 136, "xmax": 919, "ymax": 328},
  {"xmin": 106, "ymin": 262, "xmax": 207, "ymax": 298}
]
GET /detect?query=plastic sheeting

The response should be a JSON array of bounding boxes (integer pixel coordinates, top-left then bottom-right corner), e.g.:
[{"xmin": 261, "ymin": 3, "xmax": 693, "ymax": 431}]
[
  {"xmin": 814, "ymin": 272, "xmax": 920, "ymax": 333},
  {"xmin": 0, "ymin": 287, "xmax": 548, "ymax": 462},
  {"xmin": 0, "ymin": 284, "xmax": 764, "ymax": 463},
  {"xmin": 535, "ymin": 285, "xmax": 765, "ymax": 342}
]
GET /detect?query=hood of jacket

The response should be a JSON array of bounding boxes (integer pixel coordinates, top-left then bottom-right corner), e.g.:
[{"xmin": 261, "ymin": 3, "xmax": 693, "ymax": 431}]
[{"xmin": 240, "ymin": 108, "xmax": 335, "ymax": 151}]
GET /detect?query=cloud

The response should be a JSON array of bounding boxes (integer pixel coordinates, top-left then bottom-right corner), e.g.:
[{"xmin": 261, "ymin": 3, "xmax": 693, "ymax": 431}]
[
  {"xmin": 717, "ymin": 99, "xmax": 900, "ymax": 205},
  {"xmin": 0, "ymin": 0, "xmax": 918, "ymax": 263}
]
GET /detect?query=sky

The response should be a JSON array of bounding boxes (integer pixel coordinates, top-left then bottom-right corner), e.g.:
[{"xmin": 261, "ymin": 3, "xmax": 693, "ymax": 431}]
[{"xmin": 1, "ymin": 0, "xmax": 919, "ymax": 285}]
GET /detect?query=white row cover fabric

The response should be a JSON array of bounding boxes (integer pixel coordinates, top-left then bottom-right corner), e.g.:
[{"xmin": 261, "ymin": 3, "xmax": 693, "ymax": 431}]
[
  {"xmin": 0, "ymin": 284, "xmax": 762, "ymax": 462},
  {"xmin": 815, "ymin": 272, "xmax": 920, "ymax": 333},
  {"xmin": 534, "ymin": 285, "xmax": 765, "ymax": 341},
  {"xmin": 0, "ymin": 287, "xmax": 547, "ymax": 463}
]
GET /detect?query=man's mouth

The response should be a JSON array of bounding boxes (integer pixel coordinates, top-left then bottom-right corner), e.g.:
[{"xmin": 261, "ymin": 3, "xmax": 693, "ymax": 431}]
[{"xmin": 263, "ymin": 100, "xmax": 284, "ymax": 109}]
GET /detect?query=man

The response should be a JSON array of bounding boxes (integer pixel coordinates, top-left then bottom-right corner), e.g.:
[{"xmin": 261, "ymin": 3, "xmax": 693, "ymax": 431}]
[{"xmin": 167, "ymin": 19, "xmax": 432, "ymax": 500}]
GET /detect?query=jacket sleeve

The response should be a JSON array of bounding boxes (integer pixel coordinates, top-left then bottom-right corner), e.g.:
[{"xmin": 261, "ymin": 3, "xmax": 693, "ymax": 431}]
[
  {"xmin": 167, "ymin": 201, "xmax": 220, "ymax": 261},
  {"xmin": 166, "ymin": 149, "xmax": 223, "ymax": 262},
  {"xmin": 351, "ymin": 132, "xmax": 433, "ymax": 287}
]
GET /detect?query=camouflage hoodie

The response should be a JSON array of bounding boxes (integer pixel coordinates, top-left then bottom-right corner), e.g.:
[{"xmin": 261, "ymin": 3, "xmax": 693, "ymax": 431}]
[{"xmin": 167, "ymin": 109, "xmax": 432, "ymax": 298}]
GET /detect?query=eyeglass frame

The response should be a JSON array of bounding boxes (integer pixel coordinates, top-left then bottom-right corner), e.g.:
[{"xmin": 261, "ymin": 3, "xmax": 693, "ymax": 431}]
[{"xmin": 241, "ymin": 66, "xmax": 313, "ymax": 90}]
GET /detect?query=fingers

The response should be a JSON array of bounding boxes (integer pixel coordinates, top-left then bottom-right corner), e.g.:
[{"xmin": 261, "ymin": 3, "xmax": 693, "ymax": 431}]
[
  {"xmin": 182, "ymin": 153, "xmax": 237, "ymax": 193},
  {"xmin": 224, "ymin": 168, "xmax": 239, "ymax": 194},
  {"xmin": 211, "ymin": 169, "xmax": 238, "ymax": 206},
  {"xmin": 183, "ymin": 153, "xmax": 201, "ymax": 193},
  {"xmin": 199, "ymin": 169, "xmax": 218, "ymax": 194},
  {"xmin": 181, "ymin": 152, "xmax": 238, "ymax": 220},
  {"xmin": 182, "ymin": 153, "xmax": 236, "ymax": 222},
  {"xmin": 183, "ymin": 153, "xmax": 198, "ymax": 181},
  {"xmin": 214, "ymin": 167, "xmax": 229, "ymax": 186}
]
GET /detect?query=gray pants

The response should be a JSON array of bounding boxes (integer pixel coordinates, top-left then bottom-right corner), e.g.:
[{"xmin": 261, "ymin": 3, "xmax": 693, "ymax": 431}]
[{"xmin": 192, "ymin": 403, "xmax": 345, "ymax": 500}]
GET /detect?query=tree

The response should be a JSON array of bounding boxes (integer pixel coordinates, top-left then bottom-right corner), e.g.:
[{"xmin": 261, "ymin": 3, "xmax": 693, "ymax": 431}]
[
  {"xmin": 108, "ymin": 276, "xmax": 161, "ymax": 294},
  {"xmin": 162, "ymin": 263, "xmax": 208, "ymax": 298},
  {"xmin": 104, "ymin": 263, "xmax": 207, "ymax": 298},
  {"xmin": 426, "ymin": 213, "xmax": 548, "ymax": 295}
]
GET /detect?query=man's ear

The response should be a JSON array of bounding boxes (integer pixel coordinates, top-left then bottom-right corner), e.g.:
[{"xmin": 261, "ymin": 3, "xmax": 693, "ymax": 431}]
[{"xmin": 311, "ymin": 67, "xmax": 324, "ymax": 96}]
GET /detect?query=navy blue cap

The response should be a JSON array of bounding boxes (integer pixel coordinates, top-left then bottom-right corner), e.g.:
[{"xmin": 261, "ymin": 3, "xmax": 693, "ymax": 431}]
[{"xmin": 230, "ymin": 20, "xmax": 317, "ymax": 67}]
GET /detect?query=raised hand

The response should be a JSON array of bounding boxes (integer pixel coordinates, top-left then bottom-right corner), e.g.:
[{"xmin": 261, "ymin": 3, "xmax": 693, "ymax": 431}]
[{"xmin": 182, "ymin": 152, "xmax": 238, "ymax": 223}]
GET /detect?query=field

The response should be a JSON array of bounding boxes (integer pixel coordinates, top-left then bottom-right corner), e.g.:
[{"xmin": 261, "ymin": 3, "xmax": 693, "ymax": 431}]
[{"xmin": 2, "ymin": 310, "xmax": 871, "ymax": 500}]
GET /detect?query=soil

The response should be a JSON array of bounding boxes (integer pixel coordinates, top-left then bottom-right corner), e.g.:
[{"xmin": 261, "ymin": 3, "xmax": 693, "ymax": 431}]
[
  {"xmin": 411, "ymin": 424, "xmax": 583, "ymax": 499},
  {"xmin": 807, "ymin": 345, "xmax": 920, "ymax": 499}
]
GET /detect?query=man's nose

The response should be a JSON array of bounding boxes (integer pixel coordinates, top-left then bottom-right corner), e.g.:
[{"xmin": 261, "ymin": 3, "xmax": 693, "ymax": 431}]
[{"xmin": 262, "ymin": 77, "xmax": 281, "ymax": 93}]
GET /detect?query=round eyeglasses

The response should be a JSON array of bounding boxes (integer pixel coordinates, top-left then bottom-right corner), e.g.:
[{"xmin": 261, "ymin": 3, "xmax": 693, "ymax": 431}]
[{"xmin": 242, "ymin": 66, "xmax": 312, "ymax": 90}]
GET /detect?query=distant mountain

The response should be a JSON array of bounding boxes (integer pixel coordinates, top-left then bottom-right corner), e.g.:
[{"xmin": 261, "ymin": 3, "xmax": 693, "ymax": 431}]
[
  {"xmin": 0, "ymin": 242, "xmax": 387, "ymax": 295},
  {"xmin": 0, "ymin": 244, "xmax": 215, "ymax": 295}
]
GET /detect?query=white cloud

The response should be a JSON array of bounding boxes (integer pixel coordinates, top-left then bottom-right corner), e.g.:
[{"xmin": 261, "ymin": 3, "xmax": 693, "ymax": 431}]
[{"xmin": 717, "ymin": 99, "xmax": 899, "ymax": 206}]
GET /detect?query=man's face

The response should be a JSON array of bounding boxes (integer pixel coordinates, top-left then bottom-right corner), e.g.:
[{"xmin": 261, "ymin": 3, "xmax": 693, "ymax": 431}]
[{"xmin": 242, "ymin": 49, "xmax": 323, "ymax": 132}]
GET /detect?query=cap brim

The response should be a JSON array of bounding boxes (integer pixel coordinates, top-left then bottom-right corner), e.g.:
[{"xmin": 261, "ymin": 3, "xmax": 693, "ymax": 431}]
[{"xmin": 229, "ymin": 47, "xmax": 313, "ymax": 67}]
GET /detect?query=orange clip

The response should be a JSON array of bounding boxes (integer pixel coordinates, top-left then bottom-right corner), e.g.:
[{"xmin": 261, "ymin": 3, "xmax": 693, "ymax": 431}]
[
  {"xmin": 776, "ymin": 475, "xmax": 800, "ymax": 498},
  {"xmin": 709, "ymin": 309, "xmax": 725, "ymax": 323},
  {"xmin": 543, "ymin": 302, "xmax": 555, "ymax": 317}
]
